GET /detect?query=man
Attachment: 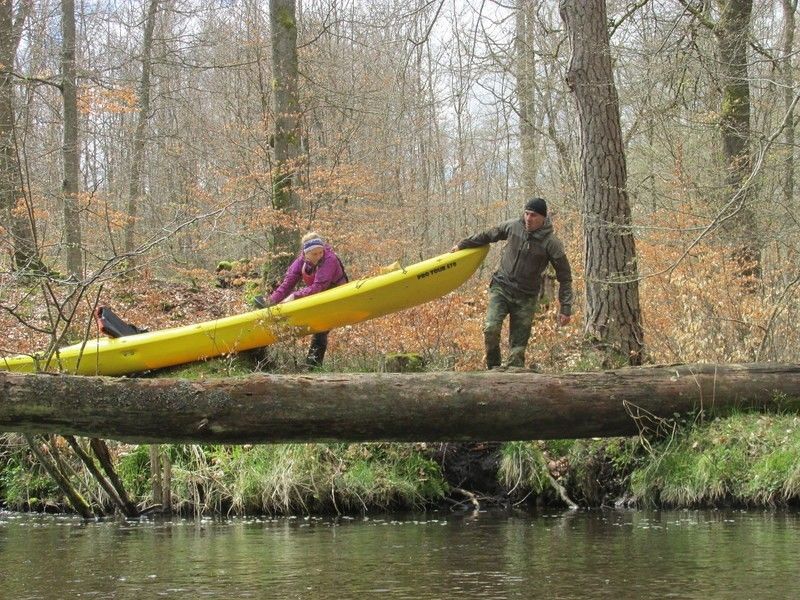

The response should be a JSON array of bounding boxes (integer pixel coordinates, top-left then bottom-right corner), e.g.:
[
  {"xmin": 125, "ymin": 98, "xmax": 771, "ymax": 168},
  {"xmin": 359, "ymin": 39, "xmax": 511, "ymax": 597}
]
[{"xmin": 451, "ymin": 197, "xmax": 573, "ymax": 369}]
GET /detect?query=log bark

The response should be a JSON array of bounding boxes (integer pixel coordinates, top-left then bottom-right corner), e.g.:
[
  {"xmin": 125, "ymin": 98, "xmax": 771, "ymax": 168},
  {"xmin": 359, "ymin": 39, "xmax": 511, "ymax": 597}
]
[{"xmin": 1, "ymin": 364, "xmax": 799, "ymax": 444}]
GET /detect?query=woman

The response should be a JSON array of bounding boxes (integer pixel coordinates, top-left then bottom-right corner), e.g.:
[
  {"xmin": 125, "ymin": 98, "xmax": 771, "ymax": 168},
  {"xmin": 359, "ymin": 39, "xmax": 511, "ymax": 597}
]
[{"xmin": 262, "ymin": 232, "xmax": 347, "ymax": 368}]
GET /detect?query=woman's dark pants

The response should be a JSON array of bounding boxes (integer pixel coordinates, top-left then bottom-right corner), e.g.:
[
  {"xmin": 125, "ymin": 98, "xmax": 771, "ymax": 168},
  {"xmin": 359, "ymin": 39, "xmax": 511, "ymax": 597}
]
[{"xmin": 307, "ymin": 331, "xmax": 328, "ymax": 367}]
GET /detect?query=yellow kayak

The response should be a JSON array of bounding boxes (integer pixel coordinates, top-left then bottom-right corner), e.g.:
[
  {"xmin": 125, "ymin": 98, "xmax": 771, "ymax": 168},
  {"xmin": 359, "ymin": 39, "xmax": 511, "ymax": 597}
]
[{"xmin": 0, "ymin": 246, "xmax": 488, "ymax": 376}]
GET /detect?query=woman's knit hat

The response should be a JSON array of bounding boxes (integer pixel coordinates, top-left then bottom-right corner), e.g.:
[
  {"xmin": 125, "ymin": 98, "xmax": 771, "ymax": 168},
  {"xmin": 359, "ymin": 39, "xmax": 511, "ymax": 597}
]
[{"xmin": 302, "ymin": 238, "xmax": 324, "ymax": 253}]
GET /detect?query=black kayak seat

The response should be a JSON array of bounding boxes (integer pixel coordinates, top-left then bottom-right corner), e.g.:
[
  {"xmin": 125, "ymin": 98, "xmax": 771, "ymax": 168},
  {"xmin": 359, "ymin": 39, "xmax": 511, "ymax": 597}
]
[{"xmin": 93, "ymin": 306, "xmax": 148, "ymax": 338}]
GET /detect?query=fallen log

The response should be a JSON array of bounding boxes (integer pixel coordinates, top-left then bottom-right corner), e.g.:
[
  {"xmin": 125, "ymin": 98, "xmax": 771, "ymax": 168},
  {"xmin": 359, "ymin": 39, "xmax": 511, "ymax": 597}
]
[{"xmin": 1, "ymin": 363, "xmax": 799, "ymax": 444}]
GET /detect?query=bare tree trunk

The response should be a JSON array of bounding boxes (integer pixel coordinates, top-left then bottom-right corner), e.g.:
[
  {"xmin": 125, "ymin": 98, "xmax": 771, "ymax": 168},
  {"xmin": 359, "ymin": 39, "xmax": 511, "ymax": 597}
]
[
  {"xmin": 0, "ymin": 0, "xmax": 38, "ymax": 272},
  {"xmin": 560, "ymin": 0, "xmax": 644, "ymax": 364},
  {"xmin": 2, "ymin": 365, "xmax": 799, "ymax": 443},
  {"xmin": 515, "ymin": 0, "xmax": 537, "ymax": 199},
  {"xmin": 716, "ymin": 0, "xmax": 758, "ymax": 278},
  {"xmin": 781, "ymin": 1, "xmax": 796, "ymax": 214},
  {"xmin": 61, "ymin": 0, "xmax": 83, "ymax": 279},
  {"xmin": 269, "ymin": 0, "xmax": 300, "ymax": 279},
  {"xmin": 123, "ymin": 0, "xmax": 160, "ymax": 262}
]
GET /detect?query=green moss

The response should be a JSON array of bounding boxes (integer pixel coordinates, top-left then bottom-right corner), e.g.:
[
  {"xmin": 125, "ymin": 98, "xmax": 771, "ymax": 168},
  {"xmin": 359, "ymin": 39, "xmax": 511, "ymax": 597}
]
[
  {"xmin": 383, "ymin": 353, "xmax": 425, "ymax": 373},
  {"xmin": 153, "ymin": 355, "xmax": 259, "ymax": 379},
  {"xmin": 275, "ymin": 7, "xmax": 296, "ymax": 31},
  {"xmin": 242, "ymin": 280, "xmax": 262, "ymax": 306}
]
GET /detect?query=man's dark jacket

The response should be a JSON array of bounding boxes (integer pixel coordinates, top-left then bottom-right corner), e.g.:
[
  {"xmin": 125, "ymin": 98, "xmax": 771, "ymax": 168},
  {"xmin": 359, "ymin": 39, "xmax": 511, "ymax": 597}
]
[{"xmin": 457, "ymin": 217, "xmax": 573, "ymax": 316}]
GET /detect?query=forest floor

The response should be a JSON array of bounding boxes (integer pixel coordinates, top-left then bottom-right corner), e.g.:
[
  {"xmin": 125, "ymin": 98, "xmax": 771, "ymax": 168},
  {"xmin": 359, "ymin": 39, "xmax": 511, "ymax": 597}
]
[{"xmin": 0, "ymin": 274, "xmax": 245, "ymax": 358}]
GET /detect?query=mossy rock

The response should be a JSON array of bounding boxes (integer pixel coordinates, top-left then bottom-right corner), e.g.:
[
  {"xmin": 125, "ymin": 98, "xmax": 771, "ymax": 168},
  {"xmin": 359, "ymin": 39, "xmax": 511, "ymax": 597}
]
[
  {"xmin": 383, "ymin": 352, "xmax": 425, "ymax": 373},
  {"xmin": 215, "ymin": 259, "xmax": 262, "ymax": 289}
]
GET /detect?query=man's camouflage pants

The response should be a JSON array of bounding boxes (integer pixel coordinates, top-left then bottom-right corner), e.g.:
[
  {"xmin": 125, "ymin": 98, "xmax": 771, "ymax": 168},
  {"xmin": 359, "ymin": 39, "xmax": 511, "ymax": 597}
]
[{"xmin": 483, "ymin": 283, "xmax": 538, "ymax": 369}]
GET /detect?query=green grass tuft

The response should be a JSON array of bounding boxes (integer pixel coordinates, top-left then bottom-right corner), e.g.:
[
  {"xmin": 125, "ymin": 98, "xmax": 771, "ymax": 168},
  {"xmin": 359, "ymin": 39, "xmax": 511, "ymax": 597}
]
[
  {"xmin": 164, "ymin": 442, "xmax": 447, "ymax": 516},
  {"xmin": 498, "ymin": 441, "xmax": 550, "ymax": 495},
  {"xmin": 630, "ymin": 413, "xmax": 800, "ymax": 507}
]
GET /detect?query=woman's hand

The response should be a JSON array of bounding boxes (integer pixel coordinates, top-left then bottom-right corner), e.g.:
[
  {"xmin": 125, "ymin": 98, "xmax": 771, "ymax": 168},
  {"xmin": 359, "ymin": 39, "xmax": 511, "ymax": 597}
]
[
  {"xmin": 252, "ymin": 295, "xmax": 270, "ymax": 309},
  {"xmin": 280, "ymin": 293, "xmax": 296, "ymax": 304}
]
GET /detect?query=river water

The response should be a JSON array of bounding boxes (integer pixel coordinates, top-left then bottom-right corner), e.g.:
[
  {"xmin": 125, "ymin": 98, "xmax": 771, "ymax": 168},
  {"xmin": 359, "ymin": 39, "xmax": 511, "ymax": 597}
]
[{"xmin": 0, "ymin": 509, "xmax": 797, "ymax": 599}]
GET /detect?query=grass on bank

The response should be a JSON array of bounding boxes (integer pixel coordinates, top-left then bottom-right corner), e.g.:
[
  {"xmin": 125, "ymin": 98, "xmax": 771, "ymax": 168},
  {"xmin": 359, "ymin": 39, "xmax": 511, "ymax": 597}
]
[
  {"xmin": 0, "ymin": 436, "xmax": 448, "ymax": 516},
  {"xmin": 498, "ymin": 441, "xmax": 550, "ymax": 497},
  {"xmin": 630, "ymin": 412, "xmax": 800, "ymax": 506},
  {"xmin": 0, "ymin": 437, "xmax": 61, "ymax": 510},
  {"xmin": 135, "ymin": 442, "xmax": 447, "ymax": 515},
  {"xmin": 499, "ymin": 411, "xmax": 800, "ymax": 509},
  {"xmin": 5, "ymin": 414, "xmax": 800, "ymax": 514}
]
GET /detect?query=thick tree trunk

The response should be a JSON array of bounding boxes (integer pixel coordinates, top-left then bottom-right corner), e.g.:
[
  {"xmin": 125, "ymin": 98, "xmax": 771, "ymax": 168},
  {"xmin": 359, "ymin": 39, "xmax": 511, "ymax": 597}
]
[
  {"xmin": 124, "ymin": 0, "xmax": 159, "ymax": 260},
  {"xmin": 781, "ymin": 1, "xmax": 796, "ymax": 213},
  {"xmin": 515, "ymin": 0, "xmax": 538, "ymax": 199},
  {"xmin": 560, "ymin": 0, "xmax": 644, "ymax": 364},
  {"xmin": 268, "ymin": 0, "xmax": 301, "ymax": 280},
  {"xmin": 1, "ymin": 364, "xmax": 798, "ymax": 443},
  {"xmin": 716, "ymin": 0, "xmax": 759, "ymax": 279},
  {"xmin": 0, "ymin": 0, "xmax": 38, "ymax": 272},
  {"xmin": 61, "ymin": 0, "xmax": 83, "ymax": 279}
]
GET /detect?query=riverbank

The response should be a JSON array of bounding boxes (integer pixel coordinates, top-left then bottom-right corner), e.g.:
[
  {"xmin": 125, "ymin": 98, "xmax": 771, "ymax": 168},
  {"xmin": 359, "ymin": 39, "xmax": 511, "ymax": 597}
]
[
  {"xmin": 3, "ymin": 409, "xmax": 799, "ymax": 515},
  {"xmin": 503, "ymin": 410, "xmax": 800, "ymax": 509}
]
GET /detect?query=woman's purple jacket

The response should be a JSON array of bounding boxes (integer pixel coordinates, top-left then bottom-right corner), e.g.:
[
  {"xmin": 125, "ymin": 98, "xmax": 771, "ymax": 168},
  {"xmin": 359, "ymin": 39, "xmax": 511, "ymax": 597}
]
[{"xmin": 268, "ymin": 245, "xmax": 347, "ymax": 304}]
